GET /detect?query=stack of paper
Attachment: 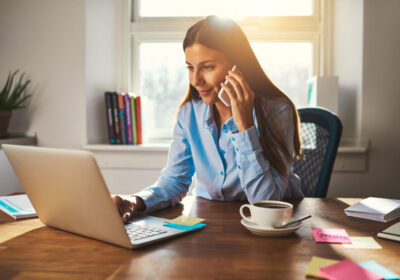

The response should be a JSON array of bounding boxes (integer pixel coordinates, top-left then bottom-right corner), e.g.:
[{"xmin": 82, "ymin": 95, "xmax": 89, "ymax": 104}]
[
  {"xmin": 377, "ymin": 222, "xmax": 400, "ymax": 242},
  {"xmin": 0, "ymin": 194, "xmax": 37, "ymax": 219},
  {"xmin": 344, "ymin": 197, "xmax": 400, "ymax": 222}
]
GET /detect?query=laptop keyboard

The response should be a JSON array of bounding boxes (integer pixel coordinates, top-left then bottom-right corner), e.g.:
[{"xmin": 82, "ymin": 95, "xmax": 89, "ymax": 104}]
[{"xmin": 125, "ymin": 223, "xmax": 167, "ymax": 242}]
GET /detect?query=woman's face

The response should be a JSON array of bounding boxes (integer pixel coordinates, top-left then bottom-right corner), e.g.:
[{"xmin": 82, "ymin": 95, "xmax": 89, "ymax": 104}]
[{"xmin": 185, "ymin": 43, "xmax": 232, "ymax": 105}]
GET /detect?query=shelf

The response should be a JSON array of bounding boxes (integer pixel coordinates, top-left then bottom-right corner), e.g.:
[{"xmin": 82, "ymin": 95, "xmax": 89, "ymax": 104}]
[
  {"xmin": 337, "ymin": 138, "xmax": 369, "ymax": 154},
  {"xmin": 83, "ymin": 138, "xmax": 369, "ymax": 172},
  {"xmin": 82, "ymin": 143, "xmax": 170, "ymax": 152},
  {"xmin": 83, "ymin": 138, "xmax": 369, "ymax": 155},
  {"xmin": 0, "ymin": 134, "xmax": 37, "ymax": 149}
]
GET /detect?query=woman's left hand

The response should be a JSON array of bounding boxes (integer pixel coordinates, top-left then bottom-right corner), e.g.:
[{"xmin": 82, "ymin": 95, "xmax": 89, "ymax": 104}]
[{"xmin": 221, "ymin": 69, "xmax": 255, "ymax": 132}]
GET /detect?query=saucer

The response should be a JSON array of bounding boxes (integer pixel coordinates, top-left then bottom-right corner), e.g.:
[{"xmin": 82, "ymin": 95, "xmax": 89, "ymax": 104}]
[{"xmin": 241, "ymin": 219, "xmax": 302, "ymax": 237}]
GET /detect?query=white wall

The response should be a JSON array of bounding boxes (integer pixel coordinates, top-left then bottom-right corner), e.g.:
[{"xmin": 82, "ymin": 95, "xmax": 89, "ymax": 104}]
[
  {"xmin": 329, "ymin": 0, "xmax": 400, "ymax": 198},
  {"xmin": 0, "ymin": 0, "xmax": 121, "ymax": 148},
  {"xmin": 86, "ymin": 0, "xmax": 123, "ymax": 144},
  {"xmin": 332, "ymin": 0, "xmax": 364, "ymax": 139},
  {"xmin": 0, "ymin": 0, "xmax": 87, "ymax": 148},
  {"xmin": 0, "ymin": 0, "xmax": 121, "ymax": 195}
]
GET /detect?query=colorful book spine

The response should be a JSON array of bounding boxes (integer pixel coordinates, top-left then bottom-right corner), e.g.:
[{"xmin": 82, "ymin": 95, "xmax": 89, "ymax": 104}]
[
  {"xmin": 124, "ymin": 94, "xmax": 133, "ymax": 144},
  {"xmin": 118, "ymin": 93, "xmax": 127, "ymax": 144},
  {"xmin": 104, "ymin": 92, "xmax": 115, "ymax": 144},
  {"xmin": 111, "ymin": 92, "xmax": 121, "ymax": 144},
  {"xmin": 135, "ymin": 96, "xmax": 142, "ymax": 145},
  {"xmin": 130, "ymin": 96, "xmax": 138, "ymax": 145}
]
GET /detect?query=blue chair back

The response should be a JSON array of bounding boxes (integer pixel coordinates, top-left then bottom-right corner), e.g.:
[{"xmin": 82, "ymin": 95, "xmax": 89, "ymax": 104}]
[{"xmin": 293, "ymin": 107, "xmax": 342, "ymax": 197}]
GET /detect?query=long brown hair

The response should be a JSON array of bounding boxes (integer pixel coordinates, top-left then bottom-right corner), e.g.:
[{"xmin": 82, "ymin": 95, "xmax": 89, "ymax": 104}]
[{"xmin": 180, "ymin": 16, "xmax": 301, "ymax": 177}]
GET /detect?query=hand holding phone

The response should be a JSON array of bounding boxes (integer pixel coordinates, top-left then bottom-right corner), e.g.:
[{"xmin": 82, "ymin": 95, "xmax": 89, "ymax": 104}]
[{"xmin": 218, "ymin": 65, "xmax": 237, "ymax": 106}]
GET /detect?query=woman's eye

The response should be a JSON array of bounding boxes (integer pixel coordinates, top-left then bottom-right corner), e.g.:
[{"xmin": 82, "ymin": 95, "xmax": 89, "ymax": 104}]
[
  {"xmin": 202, "ymin": 65, "xmax": 215, "ymax": 71},
  {"xmin": 186, "ymin": 65, "xmax": 215, "ymax": 71}
]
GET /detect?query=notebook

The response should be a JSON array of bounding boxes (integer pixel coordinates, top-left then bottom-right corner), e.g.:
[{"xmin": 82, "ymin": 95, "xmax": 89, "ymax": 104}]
[
  {"xmin": 377, "ymin": 222, "xmax": 400, "ymax": 243},
  {"xmin": 344, "ymin": 197, "xmax": 400, "ymax": 222},
  {"xmin": 2, "ymin": 144, "xmax": 204, "ymax": 249},
  {"xmin": 0, "ymin": 194, "xmax": 37, "ymax": 219}
]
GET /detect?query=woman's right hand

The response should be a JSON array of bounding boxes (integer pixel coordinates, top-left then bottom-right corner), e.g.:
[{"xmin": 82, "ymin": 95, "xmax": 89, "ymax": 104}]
[
  {"xmin": 112, "ymin": 195, "xmax": 145, "ymax": 224},
  {"xmin": 220, "ymin": 68, "xmax": 255, "ymax": 132}
]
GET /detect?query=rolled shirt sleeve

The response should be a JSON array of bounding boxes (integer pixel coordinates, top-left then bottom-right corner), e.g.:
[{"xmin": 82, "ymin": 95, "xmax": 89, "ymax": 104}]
[{"xmin": 133, "ymin": 114, "xmax": 195, "ymax": 214}]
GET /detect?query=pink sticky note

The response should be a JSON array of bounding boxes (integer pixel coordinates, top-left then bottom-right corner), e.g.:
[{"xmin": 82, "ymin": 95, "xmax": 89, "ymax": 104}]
[
  {"xmin": 319, "ymin": 259, "xmax": 384, "ymax": 280},
  {"xmin": 312, "ymin": 228, "xmax": 351, "ymax": 244}
]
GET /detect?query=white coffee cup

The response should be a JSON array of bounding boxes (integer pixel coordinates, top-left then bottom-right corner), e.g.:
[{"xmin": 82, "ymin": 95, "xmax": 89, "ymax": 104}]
[{"xmin": 239, "ymin": 200, "xmax": 293, "ymax": 228}]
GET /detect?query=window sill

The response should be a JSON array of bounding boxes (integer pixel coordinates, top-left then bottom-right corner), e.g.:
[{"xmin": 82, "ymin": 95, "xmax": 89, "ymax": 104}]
[
  {"xmin": 81, "ymin": 143, "xmax": 170, "ymax": 152},
  {"xmin": 334, "ymin": 138, "xmax": 369, "ymax": 172},
  {"xmin": 83, "ymin": 138, "xmax": 369, "ymax": 154},
  {"xmin": 83, "ymin": 138, "xmax": 369, "ymax": 172},
  {"xmin": 0, "ymin": 133, "xmax": 37, "ymax": 149},
  {"xmin": 337, "ymin": 138, "xmax": 369, "ymax": 154}
]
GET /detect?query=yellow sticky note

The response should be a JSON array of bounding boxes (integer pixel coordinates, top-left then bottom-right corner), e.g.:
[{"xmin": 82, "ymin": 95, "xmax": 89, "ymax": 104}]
[
  {"xmin": 342, "ymin": 237, "xmax": 382, "ymax": 249},
  {"xmin": 165, "ymin": 215, "xmax": 205, "ymax": 226},
  {"xmin": 305, "ymin": 256, "xmax": 340, "ymax": 278}
]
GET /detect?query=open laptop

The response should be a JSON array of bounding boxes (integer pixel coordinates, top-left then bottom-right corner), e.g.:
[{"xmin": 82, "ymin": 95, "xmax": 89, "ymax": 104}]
[{"xmin": 2, "ymin": 144, "xmax": 203, "ymax": 249}]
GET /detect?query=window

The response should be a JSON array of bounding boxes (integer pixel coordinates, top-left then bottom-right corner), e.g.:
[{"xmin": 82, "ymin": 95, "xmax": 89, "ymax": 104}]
[
  {"xmin": 139, "ymin": 0, "xmax": 313, "ymax": 17},
  {"xmin": 130, "ymin": 0, "xmax": 324, "ymax": 141}
]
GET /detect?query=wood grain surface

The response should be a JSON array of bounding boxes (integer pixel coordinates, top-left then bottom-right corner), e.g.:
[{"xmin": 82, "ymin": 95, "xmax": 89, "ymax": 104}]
[{"xmin": 0, "ymin": 197, "xmax": 399, "ymax": 279}]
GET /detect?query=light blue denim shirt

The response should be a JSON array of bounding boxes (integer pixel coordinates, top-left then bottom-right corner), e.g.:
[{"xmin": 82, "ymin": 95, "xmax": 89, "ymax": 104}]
[{"xmin": 134, "ymin": 98, "xmax": 303, "ymax": 213}]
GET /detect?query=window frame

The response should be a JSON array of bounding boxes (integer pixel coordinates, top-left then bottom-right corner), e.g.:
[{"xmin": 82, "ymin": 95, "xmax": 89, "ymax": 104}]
[{"xmin": 129, "ymin": 0, "xmax": 329, "ymax": 141}]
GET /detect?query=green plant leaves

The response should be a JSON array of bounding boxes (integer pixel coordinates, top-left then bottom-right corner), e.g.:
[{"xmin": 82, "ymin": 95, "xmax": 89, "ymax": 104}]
[{"xmin": 0, "ymin": 70, "xmax": 31, "ymax": 110}]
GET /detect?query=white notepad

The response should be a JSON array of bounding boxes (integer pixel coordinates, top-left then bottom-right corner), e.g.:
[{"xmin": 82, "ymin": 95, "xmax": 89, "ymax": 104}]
[
  {"xmin": 344, "ymin": 197, "xmax": 400, "ymax": 222},
  {"xmin": 377, "ymin": 222, "xmax": 400, "ymax": 242},
  {"xmin": 0, "ymin": 194, "xmax": 37, "ymax": 219}
]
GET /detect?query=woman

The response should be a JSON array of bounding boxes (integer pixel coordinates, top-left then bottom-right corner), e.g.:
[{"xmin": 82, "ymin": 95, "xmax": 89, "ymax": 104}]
[{"xmin": 114, "ymin": 16, "xmax": 303, "ymax": 223}]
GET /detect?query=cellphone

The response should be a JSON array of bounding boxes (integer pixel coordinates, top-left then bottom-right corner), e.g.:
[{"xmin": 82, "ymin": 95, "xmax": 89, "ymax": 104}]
[{"xmin": 218, "ymin": 65, "xmax": 237, "ymax": 107}]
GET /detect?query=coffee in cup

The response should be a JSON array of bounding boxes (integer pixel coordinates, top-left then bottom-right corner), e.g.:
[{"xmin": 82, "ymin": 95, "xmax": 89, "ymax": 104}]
[{"xmin": 239, "ymin": 200, "xmax": 293, "ymax": 228}]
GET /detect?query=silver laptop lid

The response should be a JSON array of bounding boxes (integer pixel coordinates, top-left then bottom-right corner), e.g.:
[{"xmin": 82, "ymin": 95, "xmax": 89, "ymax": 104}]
[{"xmin": 3, "ymin": 144, "xmax": 133, "ymax": 249}]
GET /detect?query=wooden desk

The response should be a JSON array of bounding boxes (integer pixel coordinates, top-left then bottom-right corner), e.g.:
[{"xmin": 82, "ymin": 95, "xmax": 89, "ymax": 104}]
[{"xmin": 0, "ymin": 198, "xmax": 399, "ymax": 279}]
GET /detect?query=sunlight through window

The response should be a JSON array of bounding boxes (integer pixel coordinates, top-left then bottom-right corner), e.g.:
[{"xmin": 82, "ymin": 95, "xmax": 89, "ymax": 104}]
[
  {"xmin": 139, "ymin": 0, "xmax": 313, "ymax": 17},
  {"xmin": 132, "ymin": 0, "xmax": 321, "ymax": 141}
]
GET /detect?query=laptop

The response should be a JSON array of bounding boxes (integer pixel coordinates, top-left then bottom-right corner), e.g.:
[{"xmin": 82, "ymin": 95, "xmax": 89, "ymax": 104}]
[{"xmin": 2, "ymin": 144, "xmax": 203, "ymax": 249}]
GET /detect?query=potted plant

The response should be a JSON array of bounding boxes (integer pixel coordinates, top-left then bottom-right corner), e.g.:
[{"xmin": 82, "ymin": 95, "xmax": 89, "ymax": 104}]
[{"xmin": 0, "ymin": 70, "xmax": 31, "ymax": 138}]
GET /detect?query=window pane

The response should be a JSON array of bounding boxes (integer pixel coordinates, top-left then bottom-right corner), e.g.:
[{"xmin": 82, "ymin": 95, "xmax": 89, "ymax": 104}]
[
  {"xmin": 251, "ymin": 42, "xmax": 313, "ymax": 107},
  {"xmin": 139, "ymin": 43, "xmax": 187, "ymax": 139},
  {"xmin": 139, "ymin": 0, "xmax": 313, "ymax": 17},
  {"xmin": 138, "ymin": 42, "xmax": 313, "ymax": 140}
]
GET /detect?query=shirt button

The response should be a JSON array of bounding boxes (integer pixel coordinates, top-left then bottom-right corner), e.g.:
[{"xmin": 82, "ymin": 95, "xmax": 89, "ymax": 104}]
[
  {"xmin": 238, "ymin": 165, "xmax": 241, "ymax": 170},
  {"xmin": 235, "ymin": 147, "xmax": 239, "ymax": 152},
  {"xmin": 231, "ymin": 137, "xmax": 235, "ymax": 141},
  {"xmin": 220, "ymin": 171, "xmax": 224, "ymax": 176},
  {"xmin": 221, "ymin": 150, "xmax": 226, "ymax": 154}
]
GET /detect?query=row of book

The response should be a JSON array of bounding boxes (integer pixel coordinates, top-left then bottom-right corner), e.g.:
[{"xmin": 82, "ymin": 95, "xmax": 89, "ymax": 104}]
[{"xmin": 105, "ymin": 91, "xmax": 142, "ymax": 144}]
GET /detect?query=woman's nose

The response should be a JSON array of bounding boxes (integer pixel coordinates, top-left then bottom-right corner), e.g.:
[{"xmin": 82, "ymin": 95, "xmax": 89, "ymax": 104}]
[{"xmin": 191, "ymin": 70, "xmax": 203, "ymax": 86}]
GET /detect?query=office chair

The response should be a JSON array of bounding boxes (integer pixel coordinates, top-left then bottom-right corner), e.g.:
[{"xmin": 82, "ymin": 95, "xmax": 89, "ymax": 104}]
[{"xmin": 293, "ymin": 107, "xmax": 342, "ymax": 198}]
